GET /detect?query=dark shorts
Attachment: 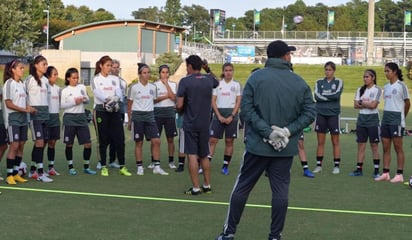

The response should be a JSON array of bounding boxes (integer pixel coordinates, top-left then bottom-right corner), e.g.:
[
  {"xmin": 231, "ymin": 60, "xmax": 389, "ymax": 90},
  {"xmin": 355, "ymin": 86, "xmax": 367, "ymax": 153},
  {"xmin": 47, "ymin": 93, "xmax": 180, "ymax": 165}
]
[
  {"xmin": 63, "ymin": 125, "xmax": 91, "ymax": 145},
  {"xmin": 132, "ymin": 121, "xmax": 160, "ymax": 142},
  {"xmin": 315, "ymin": 115, "xmax": 340, "ymax": 134},
  {"xmin": 209, "ymin": 118, "xmax": 238, "ymax": 139},
  {"xmin": 30, "ymin": 119, "xmax": 48, "ymax": 140},
  {"xmin": 155, "ymin": 117, "xmax": 177, "ymax": 138},
  {"xmin": 356, "ymin": 125, "xmax": 380, "ymax": 143},
  {"xmin": 184, "ymin": 129, "xmax": 209, "ymax": 158},
  {"xmin": 8, "ymin": 125, "xmax": 28, "ymax": 143},
  {"xmin": 380, "ymin": 124, "xmax": 403, "ymax": 138},
  {"xmin": 47, "ymin": 126, "xmax": 61, "ymax": 141}
]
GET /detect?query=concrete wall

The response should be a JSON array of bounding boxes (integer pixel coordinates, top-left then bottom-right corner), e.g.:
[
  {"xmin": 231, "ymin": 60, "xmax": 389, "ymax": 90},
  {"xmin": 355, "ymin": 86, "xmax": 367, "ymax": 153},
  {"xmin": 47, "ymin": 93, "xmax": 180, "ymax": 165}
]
[{"xmin": 40, "ymin": 49, "xmax": 81, "ymax": 82}]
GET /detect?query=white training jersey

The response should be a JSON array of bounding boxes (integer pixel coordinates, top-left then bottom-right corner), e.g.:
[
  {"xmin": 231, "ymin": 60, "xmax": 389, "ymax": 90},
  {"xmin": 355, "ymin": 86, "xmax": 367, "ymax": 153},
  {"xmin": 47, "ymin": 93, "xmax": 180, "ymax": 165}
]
[
  {"xmin": 382, "ymin": 80, "xmax": 410, "ymax": 126},
  {"xmin": 3, "ymin": 79, "xmax": 27, "ymax": 127},
  {"xmin": 48, "ymin": 84, "xmax": 61, "ymax": 114},
  {"xmin": 91, "ymin": 73, "xmax": 122, "ymax": 105},
  {"xmin": 153, "ymin": 80, "xmax": 177, "ymax": 108},
  {"xmin": 354, "ymin": 85, "xmax": 382, "ymax": 115},
  {"xmin": 25, "ymin": 75, "xmax": 48, "ymax": 106},
  {"xmin": 128, "ymin": 81, "xmax": 157, "ymax": 112},
  {"xmin": 60, "ymin": 84, "xmax": 89, "ymax": 114},
  {"xmin": 213, "ymin": 79, "xmax": 242, "ymax": 108}
]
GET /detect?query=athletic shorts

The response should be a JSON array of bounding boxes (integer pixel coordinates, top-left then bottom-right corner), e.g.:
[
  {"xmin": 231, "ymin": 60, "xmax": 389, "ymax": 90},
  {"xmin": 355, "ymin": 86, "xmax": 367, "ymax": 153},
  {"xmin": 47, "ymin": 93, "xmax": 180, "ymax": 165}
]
[
  {"xmin": 209, "ymin": 118, "xmax": 238, "ymax": 139},
  {"xmin": 155, "ymin": 117, "xmax": 177, "ymax": 138},
  {"xmin": 380, "ymin": 124, "xmax": 403, "ymax": 138},
  {"xmin": 63, "ymin": 125, "xmax": 91, "ymax": 145},
  {"xmin": 30, "ymin": 119, "xmax": 48, "ymax": 140},
  {"xmin": 131, "ymin": 120, "xmax": 160, "ymax": 142},
  {"xmin": 47, "ymin": 126, "xmax": 61, "ymax": 141},
  {"xmin": 356, "ymin": 125, "xmax": 380, "ymax": 143},
  {"xmin": 314, "ymin": 115, "xmax": 340, "ymax": 134},
  {"xmin": 8, "ymin": 125, "xmax": 28, "ymax": 143},
  {"xmin": 184, "ymin": 129, "xmax": 209, "ymax": 158}
]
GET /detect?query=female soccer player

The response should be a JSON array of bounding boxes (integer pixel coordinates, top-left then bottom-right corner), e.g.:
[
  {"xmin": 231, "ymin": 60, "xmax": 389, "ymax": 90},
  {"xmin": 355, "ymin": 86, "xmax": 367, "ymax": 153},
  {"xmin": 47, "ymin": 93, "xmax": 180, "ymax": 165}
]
[
  {"xmin": 375, "ymin": 62, "xmax": 410, "ymax": 183},
  {"xmin": 350, "ymin": 69, "xmax": 381, "ymax": 178},
  {"xmin": 313, "ymin": 61, "xmax": 343, "ymax": 174},
  {"xmin": 3, "ymin": 59, "xmax": 37, "ymax": 184},
  {"xmin": 128, "ymin": 63, "xmax": 168, "ymax": 176},
  {"xmin": 60, "ymin": 68, "xmax": 96, "ymax": 175}
]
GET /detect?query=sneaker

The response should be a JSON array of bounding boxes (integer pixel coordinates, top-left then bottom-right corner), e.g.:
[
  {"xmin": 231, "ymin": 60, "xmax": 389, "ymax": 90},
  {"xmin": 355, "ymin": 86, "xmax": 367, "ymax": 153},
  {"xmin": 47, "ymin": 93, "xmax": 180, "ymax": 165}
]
[
  {"xmin": 96, "ymin": 161, "xmax": 102, "ymax": 170},
  {"xmin": 119, "ymin": 167, "xmax": 132, "ymax": 176},
  {"xmin": 68, "ymin": 168, "xmax": 77, "ymax": 175},
  {"xmin": 332, "ymin": 167, "xmax": 340, "ymax": 174},
  {"xmin": 147, "ymin": 162, "xmax": 155, "ymax": 169},
  {"xmin": 153, "ymin": 166, "xmax": 169, "ymax": 175},
  {"xmin": 137, "ymin": 166, "xmax": 144, "ymax": 176},
  {"xmin": 29, "ymin": 171, "xmax": 39, "ymax": 179},
  {"xmin": 48, "ymin": 168, "xmax": 61, "ymax": 176},
  {"xmin": 373, "ymin": 172, "xmax": 380, "ymax": 179},
  {"xmin": 221, "ymin": 166, "xmax": 229, "ymax": 175},
  {"xmin": 201, "ymin": 186, "xmax": 212, "ymax": 194},
  {"xmin": 303, "ymin": 168, "xmax": 315, "ymax": 178},
  {"xmin": 175, "ymin": 165, "xmax": 184, "ymax": 172},
  {"xmin": 184, "ymin": 187, "xmax": 201, "ymax": 195},
  {"xmin": 6, "ymin": 175, "xmax": 16, "ymax": 185},
  {"xmin": 168, "ymin": 162, "xmax": 177, "ymax": 169},
  {"xmin": 109, "ymin": 161, "xmax": 121, "ymax": 169},
  {"xmin": 390, "ymin": 174, "xmax": 404, "ymax": 183},
  {"xmin": 198, "ymin": 167, "xmax": 203, "ymax": 174},
  {"xmin": 215, "ymin": 234, "xmax": 234, "ymax": 240},
  {"xmin": 37, "ymin": 174, "xmax": 53, "ymax": 183},
  {"xmin": 375, "ymin": 172, "xmax": 390, "ymax": 181},
  {"xmin": 313, "ymin": 166, "xmax": 322, "ymax": 173},
  {"xmin": 349, "ymin": 169, "xmax": 363, "ymax": 176},
  {"xmin": 83, "ymin": 168, "xmax": 97, "ymax": 175},
  {"xmin": 101, "ymin": 167, "xmax": 109, "ymax": 177},
  {"xmin": 13, "ymin": 174, "xmax": 28, "ymax": 183}
]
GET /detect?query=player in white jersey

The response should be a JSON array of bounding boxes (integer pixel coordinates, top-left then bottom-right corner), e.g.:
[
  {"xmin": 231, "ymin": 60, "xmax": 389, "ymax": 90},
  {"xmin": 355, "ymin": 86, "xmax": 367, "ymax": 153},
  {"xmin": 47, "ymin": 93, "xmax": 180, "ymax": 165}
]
[
  {"xmin": 3, "ymin": 59, "xmax": 36, "ymax": 185},
  {"xmin": 26, "ymin": 56, "xmax": 53, "ymax": 183},
  {"xmin": 0, "ymin": 85, "xmax": 8, "ymax": 181},
  {"xmin": 61, "ymin": 68, "xmax": 96, "ymax": 175},
  {"xmin": 128, "ymin": 63, "xmax": 168, "ymax": 176},
  {"xmin": 375, "ymin": 62, "xmax": 410, "ymax": 183},
  {"xmin": 350, "ymin": 69, "xmax": 381, "ymax": 178},
  {"xmin": 153, "ymin": 64, "xmax": 178, "ymax": 170},
  {"xmin": 45, "ymin": 66, "xmax": 61, "ymax": 176},
  {"xmin": 209, "ymin": 63, "xmax": 241, "ymax": 175},
  {"xmin": 91, "ymin": 56, "xmax": 131, "ymax": 177}
]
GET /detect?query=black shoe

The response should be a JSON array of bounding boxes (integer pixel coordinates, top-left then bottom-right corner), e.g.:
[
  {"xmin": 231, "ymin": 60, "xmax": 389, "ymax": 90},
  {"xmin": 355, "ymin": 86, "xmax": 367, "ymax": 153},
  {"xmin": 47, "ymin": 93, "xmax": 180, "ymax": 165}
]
[
  {"xmin": 201, "ymin": 186, "xmax": 212, "ymax": 194},
  {"xmin": 184, "ymin": 187, "xmax": 201, "ymax": 195},
  {"xmin": 215, "ymin": 234, "xmax": 234, "ymax": 240},
  {"xmin": 175, "ymin": 166, "xmax": 184, "ymax": 172}
]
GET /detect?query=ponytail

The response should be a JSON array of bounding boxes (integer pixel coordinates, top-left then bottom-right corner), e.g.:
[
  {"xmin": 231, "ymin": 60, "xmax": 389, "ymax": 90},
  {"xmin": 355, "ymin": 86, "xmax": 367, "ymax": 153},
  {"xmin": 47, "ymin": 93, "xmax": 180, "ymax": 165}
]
[{"xmin": 29, "ymin": 55, "xmax": 47, "ymax": 86}]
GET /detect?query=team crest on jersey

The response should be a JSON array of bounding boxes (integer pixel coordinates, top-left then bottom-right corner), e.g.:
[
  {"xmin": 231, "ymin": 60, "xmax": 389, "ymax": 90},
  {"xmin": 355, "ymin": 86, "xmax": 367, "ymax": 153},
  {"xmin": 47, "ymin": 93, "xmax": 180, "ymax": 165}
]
[
  {"xmin": 231, "ymin": 86, "xmax": 236, "ymax": 92},
  {"xmin": 392, "ymin": 89, "xmax": 397, "ymax": 95},
  {"xmin": 112, "ymin": 80, "xmax": 117, "ymax": 86},
  {"xmin": 150, "ymin": 89, "xmax": 154, "ymax": 96},
  {"xmin": 331, "ymin": 84, "xmax": 336, "ymax": 90},
  {"xmin": 369, "ymin": 93, "xmax": 375, "ymax": 98}
]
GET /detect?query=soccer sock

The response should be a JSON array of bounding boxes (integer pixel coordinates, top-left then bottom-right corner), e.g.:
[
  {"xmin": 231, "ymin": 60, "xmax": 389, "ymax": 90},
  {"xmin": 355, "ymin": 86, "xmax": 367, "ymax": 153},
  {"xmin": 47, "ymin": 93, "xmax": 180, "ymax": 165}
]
[
  {"xmin": 66, "ymin": 146, "xmax": 74, "ymax": 169},
  {"xmin": 334, "ymin": 158, "xmax": 341, "ymax": 168},
  {"xmin": 154, "ymin": 160, "xmax": 160, "ymax": 166},
  {"xmin": 83, "ymin": 147, "xmax": 92, "ymax": 169},
  {"xmin": 396, "ymin": 169, "xmax": 403, "ymax": 175},
  {"xmin": 356, "ymin": 162, "xmax": 363, "ymax": 172},
  {"xmin": 47, "ymin": 147, "xmax": 55, "ymax": 168},
  {"xmin": 67, "ymin": 160, "xmax": 74, "ymax": 169},
  {"xmin": 168, "ymin": 156, "xmax": 174, "ymax": 163},
  {"xmin": 30, "ymin": 146, "xmax": 37, "ymax": 172},
  {"xmin": 136, "ymin": 161, "xmax": 143, "ymax": 167},
  {"xmin": 208, "ymin": 155, "xmax": 213, "ymax": 162},
  {"xmin": 6, "ymin": 158, "xmax": 14, "ymax": 176},
  {"xmin": 178, "ymin": 156, "xmax": 185, "ymax": 166},
  {"xmin": 32, "ymin": 147, "xmax": 45, "ymax": 175},
  {"xmin": 373, "ymin": 159, "xmax": 380, "ymax": 174},
  {"xmin": 383, "ymin": 168, "xmax": 390, "ymax": 173},
  {"xmin": 13, "ymin": 157, "xmax": 22, "ymax": 176},
  {"xmin": 223, "ymin": 155, "xmax": 231, "ymax": 168},
  {"xmin": 316, "ymin": 156, "xmax": 323, "ymax": 167},
  {"xmin": 300, "ymin": 160, "xmax": 309, "ymax": 169}
]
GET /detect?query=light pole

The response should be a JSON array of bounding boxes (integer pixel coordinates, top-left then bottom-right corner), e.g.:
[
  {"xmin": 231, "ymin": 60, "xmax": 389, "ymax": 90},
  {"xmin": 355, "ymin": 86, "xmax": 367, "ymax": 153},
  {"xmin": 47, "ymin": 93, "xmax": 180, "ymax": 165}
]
[{"xmin": 43, "ymin": 8, "xmax": 50, "ymax": 49}]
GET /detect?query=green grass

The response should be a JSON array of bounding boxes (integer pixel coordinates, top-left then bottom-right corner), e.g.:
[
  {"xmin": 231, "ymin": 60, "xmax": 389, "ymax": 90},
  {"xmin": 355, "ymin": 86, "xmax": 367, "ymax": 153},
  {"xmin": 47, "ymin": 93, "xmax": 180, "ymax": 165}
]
[{"xmin": 0, "ymin": 64, "xmax": 412, "ymax": 239}]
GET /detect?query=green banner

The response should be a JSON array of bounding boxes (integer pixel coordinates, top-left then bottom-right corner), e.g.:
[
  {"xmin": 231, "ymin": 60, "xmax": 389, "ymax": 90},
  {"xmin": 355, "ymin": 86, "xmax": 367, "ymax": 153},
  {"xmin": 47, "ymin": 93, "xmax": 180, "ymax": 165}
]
[
  {"xmin": 405, "ymin": 10, "xmax": 411, "ymax": 26},
  {"xmin": 328, "ymin": 10, "xmax": 334, "ymax": 26},
  {"xmin": 214, "ymin": 11, "xmax": 220, "ymax": 25},
  {"xmin": 254, "ymin": 10, "xmax": 260, "ymax": 25}
]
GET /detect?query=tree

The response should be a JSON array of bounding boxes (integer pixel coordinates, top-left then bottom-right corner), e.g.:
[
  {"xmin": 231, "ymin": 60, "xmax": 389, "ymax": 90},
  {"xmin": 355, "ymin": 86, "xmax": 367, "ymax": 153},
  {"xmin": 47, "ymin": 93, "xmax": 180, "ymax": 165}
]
[
  {"xmin": 182, "ymin": 5, "xmax": 210, "ymax": 40},
  {"xmin": 132, "ymin": 7, "xmax": 162, "ymax": 22},
  {"xmin": 163, "ymin": 0, "xmax": 183, "ymax": 25}
]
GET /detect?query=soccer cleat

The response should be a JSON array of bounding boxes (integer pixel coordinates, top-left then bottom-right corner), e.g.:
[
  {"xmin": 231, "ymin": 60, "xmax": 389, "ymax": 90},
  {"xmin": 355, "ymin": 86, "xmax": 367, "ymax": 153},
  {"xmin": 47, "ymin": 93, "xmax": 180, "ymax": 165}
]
[
  {"xmin": 29, "ymin": 171, "xmax": 39, "ymax": 179},
  {"xmin": 221, "ymin": 166, "xmax": 229, "ymax": 175},
  {"xmin": 373, "ymin": 173, "xmax": 380, "ymax": 179},
  {"xmin": 349, "ymin": 169, "xmax": 363, "ymax": 176},
  {"xmin": 390, "ymin": 174, "xmax": 404, "ymax": 183},
  {"xmin": 184, "ymin": 187, "xmax": 201, "ymax": 195},
  {"xmin": 83, "ymin": 168, "xmax": 97, "ymax": 175},
  {"xmin": 68, "ymin": 168, "xmax": 78, "ymax": 175},
  {"xmin": 201, "ymin": 186, "xmax": 212, "ymax": 194},
  {"xmin": 332, "ymin": 167, "xmax": 340, "ymax": 174},
  {"xmin": 215, "ymin": 234, "xmax": 234, "ymax": 240},
  {"xmin": 198, "ymin": 167, "xmax": 203, "ymax": 174},
  {"xmin": 313, "ymin": 166, "xmax": 322, "ymax": 173},
  {"xmin": 175, "ymin": 166, "xmax": 184, "ymax": 172},
  {"xmin": 137, "ymin": 166, "xmax": 144, "ymax": 176},
  {"xmin": 96, "ymin": 161, "xmax": 102, "ymax": 170},
  {"xmin": 37, "ymin": 174, "xmax": 53, "ymax": 183},
  {"xmin": 168, "ymin": 162, "xmax": 177, "ymax": 169},
  {"xmin": 303, "ymin": 168, "xmax": 315, "ymax": 178},
  {"xmin": 119, "ymin": 167, "xmax": 132, "ymax": 176},
  {"xmin": 147, "ymin": 163, "xmax": 155, "ymax": 169},
  {"xmin": 375, "ymin": 172, "xmax": 390, "ymax": 181},
  {"xmin": 48, "ymin": 168, "xmax": 61, "ymax": 176},
  {"xmin": 101, "ymin": 167, "xmax": 109, "ymax": 177},
  {"xmin": 6, "ymin": 175, "xmax": 17, "ymax": 185},
  {"xmin": 13, "ymin": 174, "xmax": 28, "ymax": 183},
  {"xmin": 109, "ymin": 161, "xmax": 121, "ymax": 169},
  {"xmin": 153, "ymin": 166, "xmax": 169, "ymax": 175}
]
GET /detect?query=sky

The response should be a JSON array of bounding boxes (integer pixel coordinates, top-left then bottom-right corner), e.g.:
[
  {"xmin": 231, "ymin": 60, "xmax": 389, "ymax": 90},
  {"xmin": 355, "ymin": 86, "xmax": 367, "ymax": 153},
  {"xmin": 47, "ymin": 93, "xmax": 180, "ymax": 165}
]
[{"xmin": 61, "ymin": 0, "xmax": 349, "ymax": 19}]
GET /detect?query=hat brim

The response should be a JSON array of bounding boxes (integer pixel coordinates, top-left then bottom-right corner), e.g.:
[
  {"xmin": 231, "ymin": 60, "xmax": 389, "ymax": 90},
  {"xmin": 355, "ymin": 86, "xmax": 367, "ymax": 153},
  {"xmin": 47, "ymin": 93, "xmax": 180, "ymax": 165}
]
[{"xmin": 288, "ymin": 46, "xmax": 296, "ymax": 51}]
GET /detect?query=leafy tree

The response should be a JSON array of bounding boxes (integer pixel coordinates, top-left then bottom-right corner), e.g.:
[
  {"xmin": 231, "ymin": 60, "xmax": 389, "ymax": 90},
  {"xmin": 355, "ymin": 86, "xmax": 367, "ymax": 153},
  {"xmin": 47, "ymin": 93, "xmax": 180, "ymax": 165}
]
[
  {"xmin": 163, "ymin": 0, "xmax": 183, "ymax": 25},
  {"xmin": 132, "ymin": 7, "xmax": 162, "ymax": 22},
  {"xmin": 182, "ymin": 5, "xmax": 210, "ymax": 40}
]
